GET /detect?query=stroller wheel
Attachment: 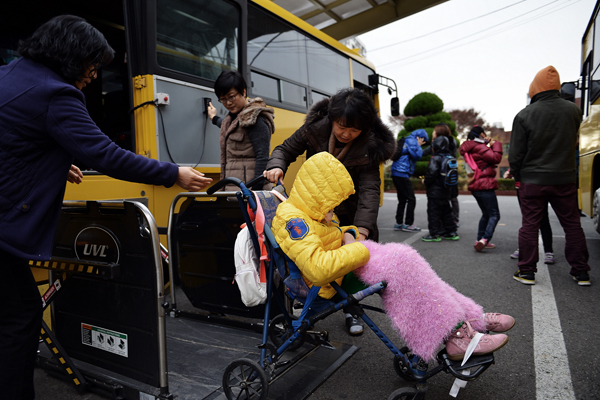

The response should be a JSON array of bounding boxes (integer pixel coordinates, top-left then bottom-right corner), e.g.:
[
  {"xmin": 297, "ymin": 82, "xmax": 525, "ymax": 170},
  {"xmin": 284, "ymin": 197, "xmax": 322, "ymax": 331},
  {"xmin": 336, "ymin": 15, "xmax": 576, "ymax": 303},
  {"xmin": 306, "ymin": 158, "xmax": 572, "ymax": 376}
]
[
  {"xmin": 222, "ymin": 358, "xmax": 269, "ymax": 400},
  {"xmin": 269, "ymin": 314, "xmax": 305, "ymax": 351},
  {"xmin": 387, "ymin": 387, "xmax": 419, "ymax": 400}
]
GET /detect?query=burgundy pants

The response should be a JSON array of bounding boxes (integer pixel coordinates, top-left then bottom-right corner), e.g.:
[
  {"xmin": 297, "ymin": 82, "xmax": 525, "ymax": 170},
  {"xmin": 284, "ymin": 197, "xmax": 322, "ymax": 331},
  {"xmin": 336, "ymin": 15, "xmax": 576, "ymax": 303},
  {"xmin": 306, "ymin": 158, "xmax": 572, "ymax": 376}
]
[{"xmin": 518, "ymin": 183, "xmax": 590, "ymax": 275}]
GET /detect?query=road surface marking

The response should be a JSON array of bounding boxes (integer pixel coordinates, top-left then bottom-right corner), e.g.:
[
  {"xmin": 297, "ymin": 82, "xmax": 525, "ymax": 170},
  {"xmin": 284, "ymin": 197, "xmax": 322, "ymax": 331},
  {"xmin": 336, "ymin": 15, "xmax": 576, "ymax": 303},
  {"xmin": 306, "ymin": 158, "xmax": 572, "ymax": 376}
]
[{"xmin": 533, "ymin": 237, "xmax": 575, "ymax": 400}]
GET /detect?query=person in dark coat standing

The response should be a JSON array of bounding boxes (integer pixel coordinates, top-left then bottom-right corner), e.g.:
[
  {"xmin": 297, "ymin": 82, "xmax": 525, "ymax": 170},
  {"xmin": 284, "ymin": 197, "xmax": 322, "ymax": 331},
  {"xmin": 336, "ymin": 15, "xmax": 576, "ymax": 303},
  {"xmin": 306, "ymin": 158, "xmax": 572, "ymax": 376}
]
[
  {"xmin": 422, "ymin": 136, "xmax": 459, "ymax": 242},
  {"xmin": 460, "ymin": 126, "xmax": 503, "ymax": 252},
  {"xmin": 0, "ymin": 16, "xmax": 212, "ymax": 399},
  {"xmin": 509, "ymin": 65, "xmax": 590, "ymax": 286},
  {"xmin": 263, "ymin": 87, "xmax": 395, "ymax": 335}
]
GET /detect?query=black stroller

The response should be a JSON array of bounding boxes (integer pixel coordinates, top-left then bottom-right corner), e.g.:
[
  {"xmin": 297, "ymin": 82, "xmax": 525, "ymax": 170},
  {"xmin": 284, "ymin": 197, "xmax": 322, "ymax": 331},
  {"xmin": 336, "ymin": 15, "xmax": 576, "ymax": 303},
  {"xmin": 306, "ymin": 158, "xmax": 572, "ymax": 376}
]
[{"xmin": 210, "ymin": 177, "xmax": 496, "ymax": 400}]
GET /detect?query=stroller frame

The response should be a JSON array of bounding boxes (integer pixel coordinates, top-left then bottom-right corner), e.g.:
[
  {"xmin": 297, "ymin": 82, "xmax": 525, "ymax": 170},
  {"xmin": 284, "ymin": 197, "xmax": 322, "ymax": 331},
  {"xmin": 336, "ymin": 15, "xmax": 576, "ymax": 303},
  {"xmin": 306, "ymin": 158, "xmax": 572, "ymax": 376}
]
[{"xmin": 213, "ymin": 178, "xmax": 495, "ymax": 400}]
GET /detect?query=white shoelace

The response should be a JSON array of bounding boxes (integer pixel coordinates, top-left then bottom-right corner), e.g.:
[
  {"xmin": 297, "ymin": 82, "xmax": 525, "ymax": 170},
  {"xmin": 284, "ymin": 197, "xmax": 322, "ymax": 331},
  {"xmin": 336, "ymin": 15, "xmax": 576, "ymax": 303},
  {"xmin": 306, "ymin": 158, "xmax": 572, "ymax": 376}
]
[{"xmin": 449, "ymin": 332, "xmax": 483, "ymax": 397}]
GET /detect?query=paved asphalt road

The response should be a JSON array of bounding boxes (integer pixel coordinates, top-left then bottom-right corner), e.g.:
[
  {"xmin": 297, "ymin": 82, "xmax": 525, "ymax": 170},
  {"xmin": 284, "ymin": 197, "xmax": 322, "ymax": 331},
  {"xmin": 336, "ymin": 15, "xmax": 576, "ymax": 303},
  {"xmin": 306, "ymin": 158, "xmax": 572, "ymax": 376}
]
[{"xmin": 33, "ymin": 193, "xmax": 600, "ymax": 400}]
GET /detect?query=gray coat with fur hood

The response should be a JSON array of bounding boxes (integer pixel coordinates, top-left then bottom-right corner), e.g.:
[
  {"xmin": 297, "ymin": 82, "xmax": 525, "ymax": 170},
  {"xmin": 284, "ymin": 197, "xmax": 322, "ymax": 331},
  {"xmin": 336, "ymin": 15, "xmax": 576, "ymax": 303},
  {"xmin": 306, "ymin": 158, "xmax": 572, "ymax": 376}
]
[{"xmin": 266, "ymin": 98, "xmax": 395, "ymax": 241}]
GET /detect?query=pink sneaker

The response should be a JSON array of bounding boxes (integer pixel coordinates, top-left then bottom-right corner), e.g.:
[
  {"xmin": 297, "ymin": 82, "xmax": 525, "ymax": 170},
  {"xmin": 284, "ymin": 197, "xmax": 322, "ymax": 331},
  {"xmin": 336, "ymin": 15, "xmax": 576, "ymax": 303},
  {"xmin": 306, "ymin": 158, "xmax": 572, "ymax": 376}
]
[
  {"xmin": 485, "ymin": 243, "xmax": 496, "ymax": 249},
  {"xmin": 484, "ymin": 313, "xmax": 515, "ymax": 332},
  {"xmin": 474, "ymin": 239, "xmax": 487, "ymax": 252},
  {"xmin": 446, "ymin": 321, "xmax": 509, "ymax": 361}
]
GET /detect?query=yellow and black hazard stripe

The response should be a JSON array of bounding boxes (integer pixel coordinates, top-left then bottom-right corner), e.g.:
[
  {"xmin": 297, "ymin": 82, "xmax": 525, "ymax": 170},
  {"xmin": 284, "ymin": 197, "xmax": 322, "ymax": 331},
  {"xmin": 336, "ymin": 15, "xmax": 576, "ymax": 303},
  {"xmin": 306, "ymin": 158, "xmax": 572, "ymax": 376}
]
[{"xmin": 40, "ymin": 320, "xmax": 87, "ymax": 391}]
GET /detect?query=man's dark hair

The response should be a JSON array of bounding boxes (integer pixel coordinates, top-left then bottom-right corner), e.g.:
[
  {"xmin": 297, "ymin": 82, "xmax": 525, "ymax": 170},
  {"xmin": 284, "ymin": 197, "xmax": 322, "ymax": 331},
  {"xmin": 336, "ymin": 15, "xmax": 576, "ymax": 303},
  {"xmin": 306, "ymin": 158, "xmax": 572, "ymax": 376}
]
[
  {"xmin": 327, "ymin": 88, "xmax": 377, "ymax": 132},
  {"xmin": 18, "ymin": 15, "xmax": 114, "ymax": 85},
  {"xmin": 214, "ymin": 70, "xmax": 247, "ymax": 99}
]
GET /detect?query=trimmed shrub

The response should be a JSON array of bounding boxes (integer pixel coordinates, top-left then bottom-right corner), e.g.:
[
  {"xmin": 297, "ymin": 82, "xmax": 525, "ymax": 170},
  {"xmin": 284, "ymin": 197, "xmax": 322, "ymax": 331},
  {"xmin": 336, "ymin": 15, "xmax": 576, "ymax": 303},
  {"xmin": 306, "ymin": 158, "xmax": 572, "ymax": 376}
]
[
  {"xmin": 403, "ymin": 116, "xmax": 429, "ymax": 132},
  {"xmin": 497, "ymin": 178, "xmax": 517, "ymax": 191},
  {"xmin": 427, "ymin": 111, "xmax": 452, "ymax": 124},
  {"xmin": 403, "ymin": 92, "xmax": 444, "ymax": 117}
]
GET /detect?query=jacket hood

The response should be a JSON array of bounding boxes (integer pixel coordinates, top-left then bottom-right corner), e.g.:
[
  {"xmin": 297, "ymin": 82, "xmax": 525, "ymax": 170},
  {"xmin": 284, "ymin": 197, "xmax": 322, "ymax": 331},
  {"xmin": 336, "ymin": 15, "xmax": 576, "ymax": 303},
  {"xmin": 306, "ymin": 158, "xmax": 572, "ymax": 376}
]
[
  {"xmin": 411, "ymin": 129, "xmax": 429, "ymax": 142},
  {"xmin": 304, "ymin": 97, "xmax": 396, "ymax": 165},
  {"xmin": 238, "ymin": 97, "xmax": 275, "ymax": 134},
  {"xmin": 529, "ymin": 66, "xmax": 561, "ymax": 99},
  {"xmin": 288, "ymin": 151, "xmax": 355, "ymax": 221},
  {"xmin": 432, "ymin": 136, "xmax": 449, "ymax": 154}
]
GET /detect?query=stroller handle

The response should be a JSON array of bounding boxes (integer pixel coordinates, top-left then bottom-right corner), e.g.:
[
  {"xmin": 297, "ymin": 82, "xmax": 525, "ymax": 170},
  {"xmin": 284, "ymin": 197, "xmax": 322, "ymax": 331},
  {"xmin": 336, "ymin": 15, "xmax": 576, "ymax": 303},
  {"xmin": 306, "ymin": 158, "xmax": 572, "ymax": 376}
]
[
  {"xmin": 206, "ymin": 177, "xmax": 244, "ymax": 195},
  {"xmin": 206, "ymin": 176, "xmax": 268, "ymax": 195}
]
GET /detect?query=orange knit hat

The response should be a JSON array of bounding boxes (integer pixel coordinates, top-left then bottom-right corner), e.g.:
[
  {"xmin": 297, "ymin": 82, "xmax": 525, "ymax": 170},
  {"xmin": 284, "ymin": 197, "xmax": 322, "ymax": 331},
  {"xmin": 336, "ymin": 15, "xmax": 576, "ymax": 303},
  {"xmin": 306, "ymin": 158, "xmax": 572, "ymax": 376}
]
[{"xmin": 528, "ymin": 66, "xmax": 561, "ymax": 99}]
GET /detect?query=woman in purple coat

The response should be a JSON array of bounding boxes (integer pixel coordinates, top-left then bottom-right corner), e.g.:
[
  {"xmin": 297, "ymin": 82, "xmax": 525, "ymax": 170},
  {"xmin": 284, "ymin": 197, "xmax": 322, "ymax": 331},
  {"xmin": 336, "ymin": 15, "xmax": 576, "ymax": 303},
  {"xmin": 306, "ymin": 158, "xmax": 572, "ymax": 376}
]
[
  {"xmin": 459, "ymin": 126, "xmax": 503, "ymax": 252},
  {"xmin": 0, "ymin": 15, "xmax": 212, "ymax": 399}
]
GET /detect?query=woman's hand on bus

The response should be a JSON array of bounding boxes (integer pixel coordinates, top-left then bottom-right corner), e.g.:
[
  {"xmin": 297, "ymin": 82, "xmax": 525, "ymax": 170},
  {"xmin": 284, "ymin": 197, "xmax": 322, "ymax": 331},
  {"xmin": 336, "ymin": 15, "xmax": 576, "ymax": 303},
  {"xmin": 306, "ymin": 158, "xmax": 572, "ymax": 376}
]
[
  {"xmin": 207, "ymin": 101, "xmax": 217, "ymax": 120},
  {"xmin": 67, "ymin": 164, "xmax": 83, "ymax": 184},
  {"xmin": 176, "ymin": 167, "xmax": 213, "ymax": 192},
  {"xmin": 263, "ymin": 168, "xmax": 284, "ymax": 184}
]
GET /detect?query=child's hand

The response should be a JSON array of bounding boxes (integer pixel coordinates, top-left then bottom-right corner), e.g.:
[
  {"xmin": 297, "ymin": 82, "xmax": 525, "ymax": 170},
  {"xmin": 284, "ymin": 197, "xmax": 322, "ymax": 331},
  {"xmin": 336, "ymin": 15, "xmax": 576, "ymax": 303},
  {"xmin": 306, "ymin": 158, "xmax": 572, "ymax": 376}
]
[{"xmin": 342, "ymin": 232, "xmax": 356, "ymax": 246}]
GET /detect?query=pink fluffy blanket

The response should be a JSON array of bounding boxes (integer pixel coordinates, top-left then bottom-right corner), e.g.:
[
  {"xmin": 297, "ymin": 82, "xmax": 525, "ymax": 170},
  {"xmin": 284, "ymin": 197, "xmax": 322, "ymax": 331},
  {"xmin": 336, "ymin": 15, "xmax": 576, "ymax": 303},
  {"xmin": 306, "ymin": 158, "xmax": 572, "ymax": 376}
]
[{"xmin": 354, "ymin": 240, "xmax": 485, "ymax": 361}]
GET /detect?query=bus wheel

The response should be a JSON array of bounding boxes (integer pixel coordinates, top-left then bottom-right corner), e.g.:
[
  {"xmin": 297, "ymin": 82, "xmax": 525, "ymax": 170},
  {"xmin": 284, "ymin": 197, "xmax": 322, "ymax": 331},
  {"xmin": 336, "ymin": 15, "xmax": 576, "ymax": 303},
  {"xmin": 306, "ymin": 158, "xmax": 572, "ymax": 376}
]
[{"xmin": 593, "ymin": 188, "xmax": 600, "ymax": 234}]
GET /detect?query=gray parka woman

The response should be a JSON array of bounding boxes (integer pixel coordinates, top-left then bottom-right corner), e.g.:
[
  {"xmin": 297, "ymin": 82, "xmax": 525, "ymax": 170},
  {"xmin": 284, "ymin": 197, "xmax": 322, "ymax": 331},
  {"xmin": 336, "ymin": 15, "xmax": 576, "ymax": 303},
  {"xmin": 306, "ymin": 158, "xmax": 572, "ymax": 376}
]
[{"xmin": 207, "ymin": 70, "xmax": 275, "ymax": 191}]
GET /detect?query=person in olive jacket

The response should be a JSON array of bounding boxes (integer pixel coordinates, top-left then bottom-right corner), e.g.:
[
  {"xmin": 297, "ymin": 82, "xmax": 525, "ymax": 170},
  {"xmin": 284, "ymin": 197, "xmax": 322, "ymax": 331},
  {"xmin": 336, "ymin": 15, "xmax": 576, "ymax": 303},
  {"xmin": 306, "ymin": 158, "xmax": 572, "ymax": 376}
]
[
  {"xmin": 263, "ymin": 88, "xmax": 395, "ymax": 336},
  {"xmin": 509, "ymin": 65, "xmax": 590, "ymax": 286}
]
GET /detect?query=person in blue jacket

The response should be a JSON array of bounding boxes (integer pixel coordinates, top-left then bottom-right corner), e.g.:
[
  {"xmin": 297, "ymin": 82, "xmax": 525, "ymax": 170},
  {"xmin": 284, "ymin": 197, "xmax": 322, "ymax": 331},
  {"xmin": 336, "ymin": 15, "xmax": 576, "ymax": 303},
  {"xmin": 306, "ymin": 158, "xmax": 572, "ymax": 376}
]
[
  {"xmin": 390, "ymin": 129, "xmax": 428, "ymax": 232},
  {"xmin": 0, "ymin": 15, "xmax": 212, "ymax": 400}
]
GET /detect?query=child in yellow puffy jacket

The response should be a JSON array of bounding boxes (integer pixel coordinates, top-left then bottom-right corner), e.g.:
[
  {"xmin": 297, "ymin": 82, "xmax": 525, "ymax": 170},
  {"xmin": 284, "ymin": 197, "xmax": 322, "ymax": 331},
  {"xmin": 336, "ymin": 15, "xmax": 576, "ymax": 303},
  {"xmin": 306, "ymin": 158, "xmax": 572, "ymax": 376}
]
[{"xmin": 272, "ymin": 151, "xmax": 514, "ymax": 362}]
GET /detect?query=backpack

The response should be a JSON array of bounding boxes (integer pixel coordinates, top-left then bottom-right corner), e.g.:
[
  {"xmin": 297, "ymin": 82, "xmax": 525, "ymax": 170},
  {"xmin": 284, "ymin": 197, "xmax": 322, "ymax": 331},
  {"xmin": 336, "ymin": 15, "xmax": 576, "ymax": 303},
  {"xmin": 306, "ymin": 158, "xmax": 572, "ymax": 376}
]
[
  {"xmin": 440, "ymin": 155, "xmax": 459, "ymax": 188},
  {"xmin": 233, "ymin": 192, "xmax": 269, "ymax": 307},
  {"xmin": 233, "ymin": 224, "xmax": 267, "ymax": 307},
  {"xmin": 391, "ymin": 137, "xmax": 406, "ymax": 162}
]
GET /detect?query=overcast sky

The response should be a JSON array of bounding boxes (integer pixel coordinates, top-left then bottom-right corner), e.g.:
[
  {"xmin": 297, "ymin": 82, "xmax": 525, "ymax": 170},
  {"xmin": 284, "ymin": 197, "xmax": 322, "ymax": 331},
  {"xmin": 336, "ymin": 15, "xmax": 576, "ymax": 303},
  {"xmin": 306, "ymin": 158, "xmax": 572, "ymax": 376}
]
[{"xmin": 356, "ymin": 0, "xmax": 595, "ymax": 131}]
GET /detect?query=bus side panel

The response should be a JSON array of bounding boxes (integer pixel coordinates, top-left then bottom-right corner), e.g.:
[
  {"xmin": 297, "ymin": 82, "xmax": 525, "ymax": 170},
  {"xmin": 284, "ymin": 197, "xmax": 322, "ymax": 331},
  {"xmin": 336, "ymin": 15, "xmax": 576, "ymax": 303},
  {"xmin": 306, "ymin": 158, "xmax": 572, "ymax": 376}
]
[
  {"xmin": 579, "ymin": 103, "xmax": 600, "ymax": 215},
  {"xmin": 267, "ymin": 107, "xmax": 307, "ymax": 189},
  {"xmin": 153, "ymin": 77, "xmax": 221, "ymax": 166}
]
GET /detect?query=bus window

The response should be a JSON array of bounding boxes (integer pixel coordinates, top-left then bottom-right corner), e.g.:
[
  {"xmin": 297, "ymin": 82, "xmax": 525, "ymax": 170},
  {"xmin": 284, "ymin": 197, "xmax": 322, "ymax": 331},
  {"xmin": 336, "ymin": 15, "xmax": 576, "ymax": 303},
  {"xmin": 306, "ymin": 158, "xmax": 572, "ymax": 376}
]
[
  {"xmin": 281, "ymin": 81, "xmax": 307, "ymax": 107},
  {"xmin": 307, "ymin": 40, "xmax": 351, "ymax": 94},
  {"xmin": 156, "ymin": 0, "xmax": 240, "ymax": 81},
  {"xmin": 251, "ymin": 71, "xmax": 280, "ymax": 101},
  {"xmin": 248, "ymin": 8, "xmax": 309, "ymax": 86},
  {"xmin": 311, "ymin": 90, "xmax": 329, "ymax": 106},
  {"xmin": 352, "ymin": 59, "xmax": 375, "ymax": 88}
]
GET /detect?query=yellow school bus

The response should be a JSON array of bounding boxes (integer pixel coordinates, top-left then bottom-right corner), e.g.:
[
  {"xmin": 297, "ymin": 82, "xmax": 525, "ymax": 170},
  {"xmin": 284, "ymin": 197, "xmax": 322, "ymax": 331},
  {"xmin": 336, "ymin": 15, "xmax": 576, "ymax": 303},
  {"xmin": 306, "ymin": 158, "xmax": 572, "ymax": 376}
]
[
  {"xmin": 569, "ymin": 0, "xmax": 600, "ymax": 233},
  {"xmin": 1, "ymin": 1, "xmax": 391, "ymax": 250}
]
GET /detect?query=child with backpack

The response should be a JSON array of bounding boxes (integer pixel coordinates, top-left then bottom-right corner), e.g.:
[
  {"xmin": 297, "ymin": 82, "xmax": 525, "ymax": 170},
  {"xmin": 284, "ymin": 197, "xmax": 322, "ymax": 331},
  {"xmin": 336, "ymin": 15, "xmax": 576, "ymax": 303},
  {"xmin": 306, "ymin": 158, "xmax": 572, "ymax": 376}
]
[{"xmin": 422, "ymin": 136, "xmax": 459, "ymax": 242}]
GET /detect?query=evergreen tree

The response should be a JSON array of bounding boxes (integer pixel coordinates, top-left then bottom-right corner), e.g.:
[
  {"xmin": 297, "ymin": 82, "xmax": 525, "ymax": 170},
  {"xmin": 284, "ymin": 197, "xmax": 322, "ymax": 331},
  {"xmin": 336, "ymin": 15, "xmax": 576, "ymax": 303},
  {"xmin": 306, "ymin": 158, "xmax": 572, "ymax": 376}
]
[{"xmin": 397, "ymin": 92, "xmax": 460, "ymax": 177}]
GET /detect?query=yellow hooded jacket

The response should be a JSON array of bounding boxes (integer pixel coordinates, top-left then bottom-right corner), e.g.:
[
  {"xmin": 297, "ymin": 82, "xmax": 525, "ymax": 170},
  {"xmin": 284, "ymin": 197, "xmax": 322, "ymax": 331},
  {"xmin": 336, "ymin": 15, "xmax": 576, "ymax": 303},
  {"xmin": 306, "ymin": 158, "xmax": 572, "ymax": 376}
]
[{"xmin": 272, "ymin": 152, "xmax": 371, "ymax": 299}]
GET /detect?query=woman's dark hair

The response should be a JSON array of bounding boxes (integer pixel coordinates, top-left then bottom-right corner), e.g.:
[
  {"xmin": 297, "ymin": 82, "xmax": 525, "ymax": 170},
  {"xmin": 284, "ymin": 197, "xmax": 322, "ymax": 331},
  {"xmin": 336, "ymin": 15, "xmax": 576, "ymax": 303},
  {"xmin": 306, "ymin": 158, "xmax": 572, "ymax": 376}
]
[
  {"xmin": 467, "ymin": 125, "xmax": 485, "ymax": 140},
  {"xmin": 214, "ymin": 70, "xmax": 247, "ymax": 99},
  {"xmin": 327, "ymin": 88, "xmax": 377, "ymax": 132},
  {"xmin": 18, "ymin": 15, "xmax": 114, "ymax": 85},
  {"xmin": 434, "ymin": 123, "xmax": 451, "ymax": 138}
]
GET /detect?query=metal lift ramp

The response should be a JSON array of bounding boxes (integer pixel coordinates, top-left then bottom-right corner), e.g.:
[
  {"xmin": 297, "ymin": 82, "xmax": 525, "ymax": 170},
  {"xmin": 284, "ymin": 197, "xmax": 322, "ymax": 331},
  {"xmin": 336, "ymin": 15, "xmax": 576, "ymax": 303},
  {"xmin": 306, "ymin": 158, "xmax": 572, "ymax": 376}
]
[{"xmin": 34, "ymin": 200, "xmax": 356, "ymax": 400}]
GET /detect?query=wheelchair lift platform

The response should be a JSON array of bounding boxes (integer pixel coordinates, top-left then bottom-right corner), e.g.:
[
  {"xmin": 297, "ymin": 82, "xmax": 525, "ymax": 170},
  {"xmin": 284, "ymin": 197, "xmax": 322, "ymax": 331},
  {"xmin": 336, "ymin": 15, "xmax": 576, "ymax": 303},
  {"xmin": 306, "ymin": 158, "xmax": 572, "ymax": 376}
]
[
  {"xmin": 38, "ymin": 315, "xmax": 357, "ymax": 400},
  {"xmin": 34, "ymin": 200, "xmax": 357, "ymax": 400}
]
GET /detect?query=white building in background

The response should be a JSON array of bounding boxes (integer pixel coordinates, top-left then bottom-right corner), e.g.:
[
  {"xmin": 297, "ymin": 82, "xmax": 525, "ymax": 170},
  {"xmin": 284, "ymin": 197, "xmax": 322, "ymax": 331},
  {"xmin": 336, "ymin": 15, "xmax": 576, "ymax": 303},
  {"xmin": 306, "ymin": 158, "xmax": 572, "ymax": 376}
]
[{"xmin": 342, "ymin": 37, "xmax": 367, "ymax": 58}]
